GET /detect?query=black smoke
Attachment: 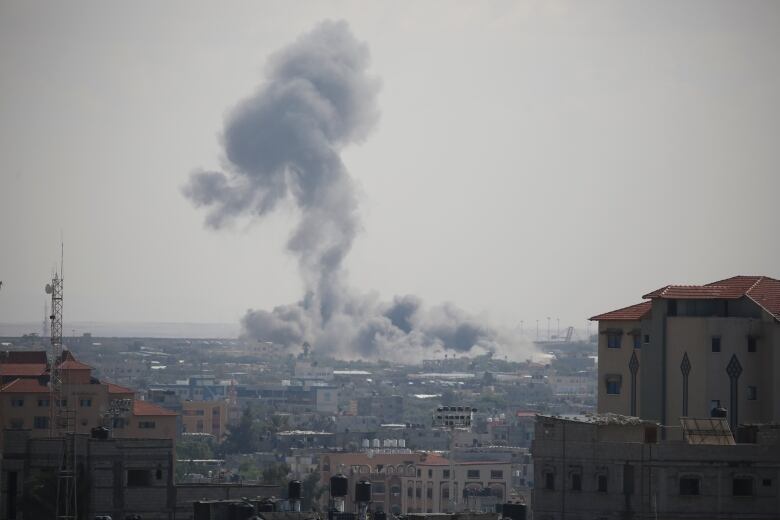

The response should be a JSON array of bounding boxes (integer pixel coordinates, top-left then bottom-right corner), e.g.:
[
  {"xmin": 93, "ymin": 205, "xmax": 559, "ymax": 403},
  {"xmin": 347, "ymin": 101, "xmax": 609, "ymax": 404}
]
[{"xmin": 184, "ymin": 21, "xmax": 519, "ymax": 361}]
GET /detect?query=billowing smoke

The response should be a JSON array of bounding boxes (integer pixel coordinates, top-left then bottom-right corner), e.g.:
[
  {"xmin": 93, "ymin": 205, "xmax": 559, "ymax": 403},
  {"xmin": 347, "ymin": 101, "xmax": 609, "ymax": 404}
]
[{"xmin": 184, "ymin": 21, "xmax": 524, "ymax": 361}]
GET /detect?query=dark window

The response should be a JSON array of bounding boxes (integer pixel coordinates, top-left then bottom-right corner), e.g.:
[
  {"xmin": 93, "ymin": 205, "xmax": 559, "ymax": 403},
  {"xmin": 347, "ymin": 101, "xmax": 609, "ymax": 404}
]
[
  {"xmin": 428, "ymin": 469, "xmax": 433, "ymax": 478},
  {"xmin": 415, "ymin": 488, "xmax": 421, "ymax": 498},
  {"xmin": 762, "ymin": 479, "xmax": 772, "ymax": 487},
  {"xmin": 606, "ymin": 376, "xmax": 621, "ymax": 395},
  {"xmin": 644, "ymin": 334, "xmax": 650, "ymax": 344},
  {"xmin": 139, "ymin": 421, "xmax": 156, "ymax": 429},
  {"xmin": 33, "ymin": 416, "xmax": 49, "ymax": 429},
  {"xmin": 491, "ymin": 470, "xmax": 503, "ymax": 479},
  {"xmin": 711, "ymin": 337, "xmax": 721, "ymax": 353},
  {"xmin": 442, "ymin": 487, "xmax": 449, "ymax": 499},
  {"xmin": 127, "ymin": 469, "xmax": 151, "ymax": 487},
  {"xmin": 668, "ymin": 300, "xmax": 677, "ymax": 316},
  {"xmin": 426, "ymin": 488, "xmax": 432, "ymax": 499},
  {"xmin": 407, "ymin": 486, "xmax": 413, "ymax": 498},
  {"xmin": 679, "ymin": 476, "xmax": 700, "ymax": 495},
  {"xmin": 37, "ymin": 399, "xmax": 49, "ymax": 407},
  {"xmin": 733, "ymin": 477, "xmax": 753, "ymax": 496},
  {"xmin": 747, "ymin": 386, "xmax": 757, "ymax": 401},
  {"xmin": 748, "ymin": 337, "xmax": 757, "ymax": 353},
  {"xmin": 373, "ymin": 482, "xmax": 385, "ymax": 494},
  {"xmin": 623, "ymin": 465, "xmax": 634, "ymax": 494},
  {"xmin": 417, "ymin": 469, "xmax": 421, "ymax": 477},
  {"xmin": 467, "ymin": 469, "xmax": 480, "ymax": 479},
  {"xmin": 607, "ymin": 333, "xmax": 621, "ymax": 349},
  {"xmin": 597, "ymin": 475, "xmax": 608, "ymax": 493},
  {"xmin": 112, "ymin": 418, "xmax": 126, "ymax": 428},
  {"xmin": 155, "ymin": 469, "xmax": 163, "ymax": 480},
  {"xmin": 571, "ymin": 473, "xmax": 581, "ymax": 491},
  {"xmin": 79, "ymin": 399, "xmax": 92, "ymax": 408},
  {"xmin": 442, "ymin": 470, "xmax": 450, "ymax": 479},
  {"xmin": 632, "ymin": 334, "xmax": 641, "ymax": 349},
  {"xmin": 544, "ymin": 472, "xmax": 555, "ymax": 490},
  {"xmin": 10, "ymin": 399, "xmax": 24, "ymax": 408}
]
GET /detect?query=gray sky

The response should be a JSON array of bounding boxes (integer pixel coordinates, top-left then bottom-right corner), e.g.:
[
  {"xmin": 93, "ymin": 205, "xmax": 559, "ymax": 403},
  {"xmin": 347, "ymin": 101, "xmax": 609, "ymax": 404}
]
[{"xmin": 1, "ymin": 1, "xmax": 778, "ymax": 336}]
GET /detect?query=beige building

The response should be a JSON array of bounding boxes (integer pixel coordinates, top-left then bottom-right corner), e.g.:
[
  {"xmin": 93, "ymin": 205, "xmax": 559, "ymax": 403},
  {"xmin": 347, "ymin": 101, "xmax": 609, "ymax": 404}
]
[
  {"xmin": 181, "ymin": 399, "xmax": 229, "ymax": 440},
  {"xmin": 591, "ymin": 275, "xmax": 780, "ymax": 435},
  {"xmin": 0, "ymin": 350, "xmax": 177, "ymax": 443}
]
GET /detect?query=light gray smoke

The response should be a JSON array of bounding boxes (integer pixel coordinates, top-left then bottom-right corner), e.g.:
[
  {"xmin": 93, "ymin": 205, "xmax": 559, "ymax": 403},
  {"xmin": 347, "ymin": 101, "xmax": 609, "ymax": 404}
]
[{"xmin": 184, "ymin": 21, "xmax": 520, "ymax": 361}]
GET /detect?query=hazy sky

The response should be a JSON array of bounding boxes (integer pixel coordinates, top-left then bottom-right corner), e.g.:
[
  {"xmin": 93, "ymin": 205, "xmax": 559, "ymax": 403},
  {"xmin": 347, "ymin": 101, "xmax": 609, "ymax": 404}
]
[{"xmin": 1, "ymin": 1, "xmax": 778, "ymax": 336}]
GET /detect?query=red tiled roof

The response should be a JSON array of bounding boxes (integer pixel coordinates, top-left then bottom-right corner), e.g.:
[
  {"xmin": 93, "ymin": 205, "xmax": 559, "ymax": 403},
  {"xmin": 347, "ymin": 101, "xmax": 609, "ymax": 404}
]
[
  {"xmin": 133, "ymin": 400, "xmax": 177, "ymax": 417},
  {"xmin": 57, "ymin": 359, "xmax": 92, "ymax": 371},
  {"xmin": 106, "ymin": 383, "xmax": 135, "ymax": 394},
  {"xmin": 0, "ymin": 363, "xmax": 47, "ymax": 377},
  {"xmin": 590, "ymin": 301, "xmax": 651, "ymax": 321},
  {"xmin": 642, "ymin": 276, "xmax": 780, "ymax": 320},
  {"xmin": 0, "ymin": 378, "xmax": 49, "ymax": 393},
  {"xmin": 418, "ymin": 453, "xmax": 449, "ymax": 466}
]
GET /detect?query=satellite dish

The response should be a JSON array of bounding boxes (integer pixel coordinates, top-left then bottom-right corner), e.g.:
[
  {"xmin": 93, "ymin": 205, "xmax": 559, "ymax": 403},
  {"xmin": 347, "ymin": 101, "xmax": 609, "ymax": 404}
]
[{"xmin": 45, "ymin": 284, "xmax": 53, "ymax": 294}]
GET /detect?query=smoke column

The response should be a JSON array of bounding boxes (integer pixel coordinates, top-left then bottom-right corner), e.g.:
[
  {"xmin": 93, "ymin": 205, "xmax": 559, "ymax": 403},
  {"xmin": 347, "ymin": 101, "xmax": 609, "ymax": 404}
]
[{"xmin": 184, "ymin": 21, "xmax": 521, "ymax": 361}]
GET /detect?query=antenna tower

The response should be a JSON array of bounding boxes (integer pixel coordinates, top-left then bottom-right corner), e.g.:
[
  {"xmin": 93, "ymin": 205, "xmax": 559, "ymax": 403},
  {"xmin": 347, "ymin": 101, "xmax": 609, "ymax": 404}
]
[{"xmin": 45, "ymin": 243, "xmax": 77, "ymax": 520}]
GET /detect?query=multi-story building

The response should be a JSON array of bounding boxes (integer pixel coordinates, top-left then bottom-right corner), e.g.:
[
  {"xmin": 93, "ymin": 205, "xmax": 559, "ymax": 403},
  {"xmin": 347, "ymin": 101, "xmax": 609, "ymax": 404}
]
[
  {"xmin": 590, "ymin": 275, "xmax": 780, "ymax": 434},
  {"xmin": 181, "ymin": 399, "xmax": 229, "ymax": 441},
  {"xmin": 0, "ymin": 351, "xmax": 177, "ymax": 443}
]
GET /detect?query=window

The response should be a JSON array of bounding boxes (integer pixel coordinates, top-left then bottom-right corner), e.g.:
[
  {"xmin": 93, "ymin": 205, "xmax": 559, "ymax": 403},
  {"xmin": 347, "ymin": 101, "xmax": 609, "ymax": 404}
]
[
  {"xmin": 428, "ymin": 469, "xmax": 433, "ymax": 478},
  {"xmin": 155, "ymin": 468, "xmax": 163, "ymax": 480},
  {"xmin": 33, "ymin": 416, "xmax": 49, "ymax": 429},
  {"xmin": 79, "ymin": 399, "xmax": 92, "ymax": 408},
  {"xmin": 748, "ymin": 336, "xmax": 757, "ymax": 353},
  {"xmin": 112, "ymin": 418, "xmax": 126, "ymax": 429},
  {"xmin": 711, "ymin": 337, "xmax": 721, "ymax": 353},
  {"xmin": 747, "ymin": 386, "xmax": 757, "ymax": 401},
  {"xmin": 390, "ymin": 486, "xmax": 400, "ymax": 496},
  {"xmin": 491, "ymin": 470, "xmax": 503, "ymax": 479},
  {"xmin": 139, "ymin": 421, "xmax": 156, "ymax": 429},
  {"xmin": 407, "ymin": 486, "xmax": 413, "ymax": 498},
  {"xmin": 467, "ymin": 469, "xmax": 480, "ymax": 479},
  {"xmin": 644, "ymin": 334, "xmax": 650, "ymax": 344},
  {"xmin": 57, "ymin": 399, "xmax": 68, "ymax": 407},
  {"xmin": 607, "ymin": 333, "xmax": 621, "ymax": 349},
  {"xmin": 733, "ymin": 477, "xmax": 753, "ymax": 496},
  {"xmin": 597, "ymin": 475, "xmax": 608, "ymax": 493},
  {"xmin": 762, "ymin": 479, "xmax": 772, "ymax": 487},
  {"xmin": 442, "ymin": 487, "xmax": 449, "ymax": 499},
  {"xmin": 127, "ymin": 469, "xmax": 151, "ymax": 487},
  {"xmin": 571, "ymin": 473, "xmax": 582, "ymax": 491},
  {"xmin": 417, "ymin": 469, "xmax": 421, "ymax": 477},
  {"xmin": 632, "ymin": 335, "xmax": 641, "ymax": 349},
  {"xmin": 415, "ymin": 488, "xmax": 421, "ymax": 498},
  {"xmin": 372, "ymin": 482, "xmax": 385, "ymax": 494},
  {"xmin": 605, "ymin": 375, "xmax": 622, "ymax": 395},
  {"xmin": 11, "ymin": 399, "xmax": 24, "ymax": 408},
  {"xmin": 37, "ymin": 399, "xmax": 50, "ymax": 407},
  {"xmin": 544, "ymin": 472, "xmax": 555, "ymax": 491},
  {"xmin": 668, "ymin": 299, "xmax": 677, "ymax": 316},
  {"xmin": 442, "ymin": 470, "xmax": 450, "ymax": 479},
  {"xmin": 679, "ymin": 476, "xmax": 700, "ymax": 496},
  {"xmin": 426, "ymin": 488, "xmax": 432, "ymax": 499}
]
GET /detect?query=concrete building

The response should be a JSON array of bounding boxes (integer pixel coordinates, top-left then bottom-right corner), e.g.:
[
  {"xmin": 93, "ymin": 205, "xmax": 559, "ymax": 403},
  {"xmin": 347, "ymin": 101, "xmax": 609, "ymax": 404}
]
[
  {"xmin": 181, "ymin": 399, "xmax": 229, "ymax": 441},
  {"xmin": 532, "ymin": 414, "xmax": 780, "ymax": 520},
  {"xmin": 590, "ymin": 275, "xmax": 780, "ymax": 434},
  {"xmin": 0, "ymin": 351, "xmax": 177, "ymax": 443}
]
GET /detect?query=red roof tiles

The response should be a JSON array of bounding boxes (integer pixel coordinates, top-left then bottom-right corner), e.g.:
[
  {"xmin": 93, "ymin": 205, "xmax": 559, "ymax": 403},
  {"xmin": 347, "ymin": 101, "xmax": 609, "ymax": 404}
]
[
  {"xmin": 0, "ymin": 363, "xmax": 47, "ymax": 377},
  {"xmin": 590, "ymin": 301, "xmax": 651, "ymax": 321},
  {"xmin": 133, "ymin": 400, "xmax": 178, "ymax": 417},
  {"xmin": 106, "ymin": 383, "xmax": 135, "ymax": 395},
  {"xmin": 0, "ymin": 378, "xmax": 49, "ymax": 393}
]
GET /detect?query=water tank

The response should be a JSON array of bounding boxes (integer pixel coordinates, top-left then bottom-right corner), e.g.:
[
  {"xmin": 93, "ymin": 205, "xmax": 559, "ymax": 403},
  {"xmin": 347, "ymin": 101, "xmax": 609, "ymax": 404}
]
[
  {"xmin": 288, "ymin": 480, "xmax": 303, "ymax": 501},
  {"xmin": 374, "ymin": 511, "xmax": 387, "ymax": 520},
  {"xmin": 398, "ymin": 439, "xmax": 406, "ymax": 448},
  {"xmin": 383, "ymin": 439, "xmax": 391, "ymax": 448},
  {"xmin": 389, "ymin": 439, "xmax": 398, "ymax": 448},
  {"xmin": 711, "ymin": 407, "xmax": 728, "ymax": 418},
  {"xmin": 362, "ymin": 438, "xmax": 370, "ymax": 448},
  {"xmin": 330, "ymin": 474, "xmax": 349, "ymax": 498},
  {"xmin": 91, "ymin": 426, "xmax": 110, "ymax": 440},
  {"xmin": 355, "ymin": 480, "xmax": 372, "ymax": 503},
  {"xmin": 371, "ymin": 439, "xmax": 381, "ymax": 448}
]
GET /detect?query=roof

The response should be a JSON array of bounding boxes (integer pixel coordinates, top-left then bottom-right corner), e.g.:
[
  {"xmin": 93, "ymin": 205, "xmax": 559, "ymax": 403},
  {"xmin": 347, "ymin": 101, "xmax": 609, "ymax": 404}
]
[
  {"xmin": 643, "ymin": 276, "xmax": 780, "ymax": 320},
  {"xmin": 590, "ymin": 301, "xmax": 651, "ymax": 321},
  {"xmin": 592, "ymin": 276, "xmax": 780, "ymax": 322},
  {"xmin": 133, "ymin": 400, "xmax": 178, "ymax": 417},
  {"xmin": 0, "ymin": 363, "xmax": 47, "ymax": 377},
  {"xmin": 538, "ymin": 413, "xmax": 655, "ymax": 426},
  {"xmin": 106, "ymin": 382, "xmax": 134, "ymax": 394},
  {"xmin": 0, "ymin": 378, "xmax": 49, "ymax": 394},
  {"xmin": 680, "ymin": 417, "xmax": 735, "ymax": 446}
]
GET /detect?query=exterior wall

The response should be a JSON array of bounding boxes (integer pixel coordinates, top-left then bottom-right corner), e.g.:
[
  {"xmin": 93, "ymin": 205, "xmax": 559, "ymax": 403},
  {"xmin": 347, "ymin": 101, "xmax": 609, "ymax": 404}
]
[
  {"xmin": 121, "ymin": 413, "xmax": 178, "ymax": 441},
  {"xmin": 597, "ymin": 319, "xmax": 642, "ymax": 416},
  {"xmin": 532, "ymin": 417, "xmax": 780, "ymax": 520},
  {"xmin": 181, "ymin": 400, "xmax": 228, "ymax": 440}
]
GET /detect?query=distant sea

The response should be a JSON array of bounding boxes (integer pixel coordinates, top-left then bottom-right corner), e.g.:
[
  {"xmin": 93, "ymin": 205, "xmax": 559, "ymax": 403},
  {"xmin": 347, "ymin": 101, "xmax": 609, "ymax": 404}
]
[{"xmin": 0, "ymin": 321, "xmax": 241, "ymax": 339}]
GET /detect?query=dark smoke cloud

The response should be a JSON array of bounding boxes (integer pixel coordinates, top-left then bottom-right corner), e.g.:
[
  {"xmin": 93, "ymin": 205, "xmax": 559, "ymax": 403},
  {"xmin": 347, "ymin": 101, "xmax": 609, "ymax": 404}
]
[{"xmin": 185, "ymin": 21, "xmax": 527, "ymax": 361}]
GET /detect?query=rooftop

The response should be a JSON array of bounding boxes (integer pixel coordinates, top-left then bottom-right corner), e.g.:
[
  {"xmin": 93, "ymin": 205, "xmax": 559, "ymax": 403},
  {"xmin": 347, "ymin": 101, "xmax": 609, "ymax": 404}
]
[
  {"xmin": 0, "ymin": 378, "xmax": 49, "ymax": 394},
  {"xmin": 133, "ymin": 400, "xmax": 178, "ymax": 417}
]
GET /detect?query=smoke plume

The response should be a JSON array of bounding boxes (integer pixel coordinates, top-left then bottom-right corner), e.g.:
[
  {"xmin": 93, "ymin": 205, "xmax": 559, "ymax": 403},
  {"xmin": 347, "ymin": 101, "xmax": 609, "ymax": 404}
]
[{"xmin": 184, "ymin": 21, "xmax": 521, "ymax": 361}]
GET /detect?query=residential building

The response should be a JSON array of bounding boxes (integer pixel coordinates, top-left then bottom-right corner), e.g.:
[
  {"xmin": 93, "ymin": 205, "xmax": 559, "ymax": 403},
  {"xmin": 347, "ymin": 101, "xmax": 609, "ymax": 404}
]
[
  {"xmin": 181, "ymin": 399, "xmax": 229, "ymax": 441},
  {"xmin": 590, "ymin": 275, "xmax": 780, "ymax": 434}
]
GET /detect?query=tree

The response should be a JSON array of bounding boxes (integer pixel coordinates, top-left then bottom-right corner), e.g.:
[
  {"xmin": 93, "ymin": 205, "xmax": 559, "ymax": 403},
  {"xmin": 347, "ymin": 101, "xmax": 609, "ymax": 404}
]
[{"xmin": 221, "ymin": 407, "xmax": 259, "ymax": 454}]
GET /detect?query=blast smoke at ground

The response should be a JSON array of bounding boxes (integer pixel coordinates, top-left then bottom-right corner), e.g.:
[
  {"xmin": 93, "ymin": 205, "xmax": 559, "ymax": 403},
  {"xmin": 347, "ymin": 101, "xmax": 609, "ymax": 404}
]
[{"xmin": 184, "ymin": 21, "xmax": 530, "ymax": 361}]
